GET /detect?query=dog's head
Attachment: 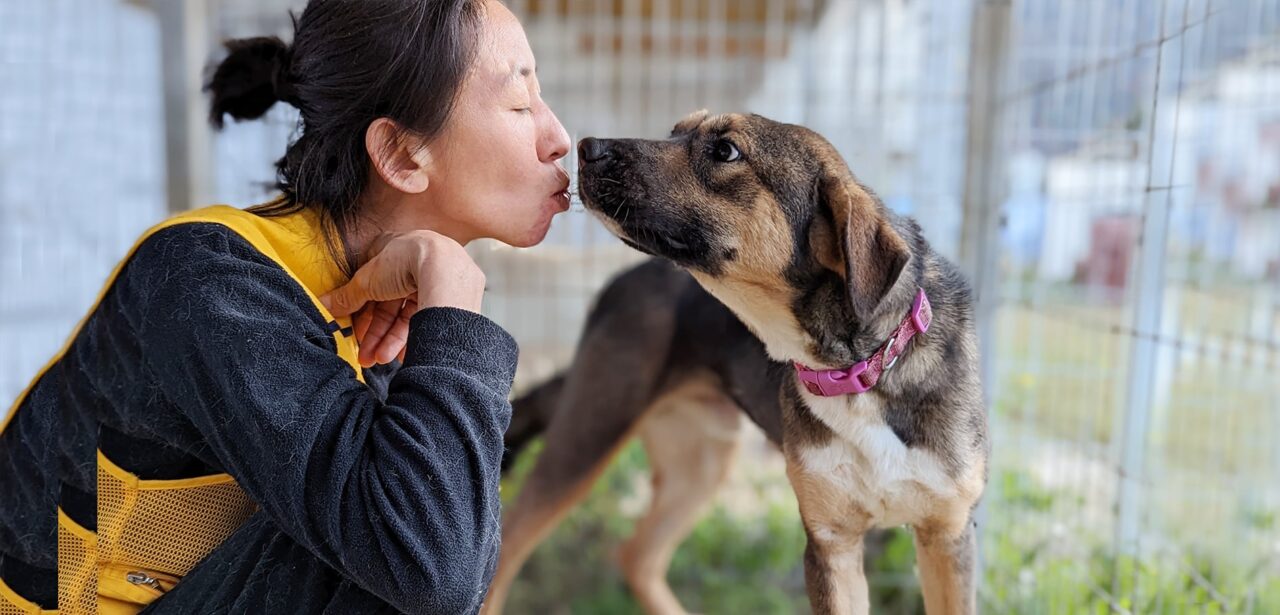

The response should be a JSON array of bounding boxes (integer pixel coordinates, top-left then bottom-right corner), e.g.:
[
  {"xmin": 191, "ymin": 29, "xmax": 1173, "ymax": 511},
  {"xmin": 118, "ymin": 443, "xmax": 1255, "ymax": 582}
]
[{"xmin": 579, "ymin": 111, "xmax": 915, "ymax": 366}]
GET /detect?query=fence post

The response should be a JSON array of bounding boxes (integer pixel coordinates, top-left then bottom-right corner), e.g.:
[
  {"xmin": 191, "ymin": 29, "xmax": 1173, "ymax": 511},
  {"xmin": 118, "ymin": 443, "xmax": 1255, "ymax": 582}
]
[
  {"xmin": 156, "ymin": 0, "xmax": 213, "ymax": 213},
  {"xmin": 1115, "ymin": 1, "xmax": 1176, "ymax": 599},
  {"xmin": 1113, "ymin": 168, "xmax": 1172, "ymax": 603},
  {"xmin": 960, "ymin": 0, "xmax": 1010, "ymax": 397},
  {"xmin": 959, "ymin": 0, "xmax": 1011, "ymax": 593}
]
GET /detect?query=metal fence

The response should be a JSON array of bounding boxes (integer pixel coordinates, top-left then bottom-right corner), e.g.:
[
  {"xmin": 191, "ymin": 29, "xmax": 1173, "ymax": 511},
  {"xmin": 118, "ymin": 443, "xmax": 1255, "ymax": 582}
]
[
  {"xmin": 978, "ymin": 0, "xmax": 1280, "ymax": 611},
  {"xmin": 1, "ymin": 0, "xmax": 1277, "ymax": 611}
]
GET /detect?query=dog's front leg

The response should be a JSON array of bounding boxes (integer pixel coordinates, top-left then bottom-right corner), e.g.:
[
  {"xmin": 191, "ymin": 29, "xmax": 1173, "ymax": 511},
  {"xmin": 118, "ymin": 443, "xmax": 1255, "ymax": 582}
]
[
  {"xmin": 787, "ymin": 462, "xmax": 872, "ymax": 615},
  {"xmin": 801, "ymin": 523, "xmax": 869, "ymax": 615},
  {"xmin": 913, "ymin": 518, "xmax": 978, "ymax": 615}
]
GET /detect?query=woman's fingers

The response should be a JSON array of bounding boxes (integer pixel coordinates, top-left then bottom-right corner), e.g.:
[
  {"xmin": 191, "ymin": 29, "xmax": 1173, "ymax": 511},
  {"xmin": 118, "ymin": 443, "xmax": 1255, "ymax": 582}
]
[
  {"xmin": 375, "ymin": 298, "xmax": 416, "ymax": 365},
  {"xmin": 316, "ymin": 233, "xmax": 439, "ymax": 368},
  {"xmin": 320, "ymin": 272, "xmax": 373, "ymax": 318},
  {"xmin": 359, "ymin": 300, "xmax": 404, "ymax": 367},
  {"xmin": 352, "ymin": 298, "xmax": 418, "ymax": 367},
  {"xmin": 319, "ymin": 231, "xmax": 485, "ymax": 367},
  {"xmin": 394, "ymin": 299, "xmax": 416, "ymax": 364},
  {"xmin": 369, "ymin": 300, "xmax": 413, "ymax": 366},
  {"xmin": 319, "ymin": 246, "xmax": 416, "ymax": 318},
  {"xmin": 353, "ymin": 305, "xmax": 375, "ymax": 344}
]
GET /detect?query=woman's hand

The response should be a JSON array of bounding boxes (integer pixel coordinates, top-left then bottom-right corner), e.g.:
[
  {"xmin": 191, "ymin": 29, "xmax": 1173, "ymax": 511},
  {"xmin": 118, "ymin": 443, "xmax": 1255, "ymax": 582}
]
[{"xmin": 320, "ymin": 231, "xmax": 486, "ymax": 367}]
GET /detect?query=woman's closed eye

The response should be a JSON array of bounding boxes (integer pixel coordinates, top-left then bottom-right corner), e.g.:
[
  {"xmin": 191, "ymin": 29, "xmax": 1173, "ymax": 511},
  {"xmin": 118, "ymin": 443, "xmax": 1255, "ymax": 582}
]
[{"xmin": 509, "ymin": 96, "xmax": 533, "ymax": 114}]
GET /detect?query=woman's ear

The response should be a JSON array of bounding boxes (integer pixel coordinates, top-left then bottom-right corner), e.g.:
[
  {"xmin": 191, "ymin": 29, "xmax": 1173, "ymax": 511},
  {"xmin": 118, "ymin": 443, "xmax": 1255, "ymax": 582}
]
[{"xmin": 366, "ymin": 118, "xmax": 432, "ymax": 194}]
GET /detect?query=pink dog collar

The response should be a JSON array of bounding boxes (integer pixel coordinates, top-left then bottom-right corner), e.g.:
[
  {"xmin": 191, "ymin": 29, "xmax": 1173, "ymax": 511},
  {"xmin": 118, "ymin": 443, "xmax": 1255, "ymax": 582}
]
[{"xmin": 794, "ymin": 288, "xmax": 933, "ymax": 396}]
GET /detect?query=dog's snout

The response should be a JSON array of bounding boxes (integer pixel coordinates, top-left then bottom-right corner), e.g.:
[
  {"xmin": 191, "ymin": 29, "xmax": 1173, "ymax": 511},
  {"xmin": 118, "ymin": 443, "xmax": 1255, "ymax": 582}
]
[{"xmin": 578, "ymin": 138, "xmax": 614, "ymax": 164}]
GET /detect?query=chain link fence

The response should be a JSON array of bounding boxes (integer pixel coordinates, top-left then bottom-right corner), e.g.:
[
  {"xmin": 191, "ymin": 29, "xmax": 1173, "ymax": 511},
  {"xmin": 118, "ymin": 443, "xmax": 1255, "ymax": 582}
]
[{"xmin": 2, "ymin": 0, "xmax": 1277, "ymax": 611}]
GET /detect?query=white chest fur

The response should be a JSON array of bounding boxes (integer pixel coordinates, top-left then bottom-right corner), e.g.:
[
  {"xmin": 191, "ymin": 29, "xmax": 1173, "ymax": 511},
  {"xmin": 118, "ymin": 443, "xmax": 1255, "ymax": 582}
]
[{"xmin": 793, "ymin": 389, "xmax": 958, "ymax": 529}]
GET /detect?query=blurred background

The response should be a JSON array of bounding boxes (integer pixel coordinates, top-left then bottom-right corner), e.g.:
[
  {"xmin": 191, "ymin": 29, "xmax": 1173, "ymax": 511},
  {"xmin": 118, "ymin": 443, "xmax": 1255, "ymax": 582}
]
[{"xmin": 2, "ymin": 0, "xmax": 1278, "ymax": 612}]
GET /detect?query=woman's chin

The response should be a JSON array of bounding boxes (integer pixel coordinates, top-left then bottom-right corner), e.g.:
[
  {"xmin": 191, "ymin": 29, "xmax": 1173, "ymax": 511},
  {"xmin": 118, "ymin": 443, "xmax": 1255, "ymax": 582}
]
[
  {"xmin": 489, "ymin": 201, "xmax": 564, "ymax": 248},
  {"xmin": 495, "ymin": 217, "xmax": 554, "ymax": 248},
  {"xmin": 523, "ymin": 218, "xmax": 556, "ymax": 247},
  {"xmin": 528, "ymin": 203, "xmax": 567, "ymax": 245}
]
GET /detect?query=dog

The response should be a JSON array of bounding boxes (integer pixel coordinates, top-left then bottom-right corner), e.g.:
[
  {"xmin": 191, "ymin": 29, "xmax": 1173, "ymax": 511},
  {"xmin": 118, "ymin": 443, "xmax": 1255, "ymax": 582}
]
[
  {"xmin": 574, "ymin": 110, "xmax": 989, "ymax": 614},
  {"xmin": 487, "ymin": 111, "xmax": 988, "ymax": 615}
]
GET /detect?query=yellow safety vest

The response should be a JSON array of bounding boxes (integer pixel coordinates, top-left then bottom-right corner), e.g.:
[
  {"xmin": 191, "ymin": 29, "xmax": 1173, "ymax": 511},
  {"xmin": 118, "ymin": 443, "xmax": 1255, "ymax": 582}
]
[{"xmin": 1, "ymin": 204, "xmax": 363, "ymax": 615}]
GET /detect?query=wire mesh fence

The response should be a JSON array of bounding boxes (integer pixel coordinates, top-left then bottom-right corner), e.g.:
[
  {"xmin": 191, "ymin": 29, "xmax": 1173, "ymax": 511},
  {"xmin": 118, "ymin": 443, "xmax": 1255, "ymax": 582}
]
[
  {"xmin": 1, "ymin": 0, "xmax": 1277, "ymax": 612},
  {"xmin": 985, "ymin": 0, "xmax": 1280, "ymax": 611},
  {"xmin": 983, "ymin": 0, "xmax": 1274, "ymax": 609}
]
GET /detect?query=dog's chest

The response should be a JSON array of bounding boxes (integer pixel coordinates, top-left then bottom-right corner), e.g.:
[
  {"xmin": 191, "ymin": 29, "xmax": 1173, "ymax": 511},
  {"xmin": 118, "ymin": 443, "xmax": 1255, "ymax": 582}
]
[{"xmin": 794, "ymin": 392, "xmax": 956, "ymax": 528}]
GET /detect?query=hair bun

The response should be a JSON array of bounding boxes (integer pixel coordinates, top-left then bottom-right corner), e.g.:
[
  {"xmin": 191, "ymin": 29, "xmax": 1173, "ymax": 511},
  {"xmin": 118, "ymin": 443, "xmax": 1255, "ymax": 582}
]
[{"xmin": 206, "ymin": 36, "xmax": 296, "ymax": 129}]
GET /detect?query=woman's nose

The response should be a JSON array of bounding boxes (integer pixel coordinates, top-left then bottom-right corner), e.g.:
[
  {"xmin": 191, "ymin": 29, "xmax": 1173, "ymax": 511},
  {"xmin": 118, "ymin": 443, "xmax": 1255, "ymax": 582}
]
[{"xmin": 540, "ymin": 108, "xmax": 571, "ymax": 163}]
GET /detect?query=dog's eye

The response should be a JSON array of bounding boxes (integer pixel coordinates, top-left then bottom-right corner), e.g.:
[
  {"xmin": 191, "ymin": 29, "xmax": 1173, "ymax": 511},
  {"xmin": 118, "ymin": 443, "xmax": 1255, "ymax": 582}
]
[{"xmin": 711, "ymin": 139, "xmax": 741, "ymax": 163}]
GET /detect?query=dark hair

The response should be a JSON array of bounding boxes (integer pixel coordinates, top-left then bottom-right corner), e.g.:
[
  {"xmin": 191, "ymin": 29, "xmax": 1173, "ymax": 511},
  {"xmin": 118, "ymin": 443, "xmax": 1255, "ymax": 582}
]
[{"xmin": 205, "ymin": 0, "xmax": 488, "ymax": 270}]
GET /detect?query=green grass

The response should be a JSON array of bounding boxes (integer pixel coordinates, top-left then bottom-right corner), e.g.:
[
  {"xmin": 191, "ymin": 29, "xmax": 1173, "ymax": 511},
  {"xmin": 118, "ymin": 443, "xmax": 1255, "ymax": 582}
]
[
  {"xmin": 502, "ymin": 443, "xmax": 1279, "ymax": 613},
  {"xmin": 501, "ymin": 439, "xmax": 1279, "ymax": 613}
]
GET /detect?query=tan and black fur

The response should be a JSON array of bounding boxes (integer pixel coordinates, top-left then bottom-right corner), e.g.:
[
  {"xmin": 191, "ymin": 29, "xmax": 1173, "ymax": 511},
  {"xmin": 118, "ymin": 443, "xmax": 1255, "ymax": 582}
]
[
  {"xmin": 488, "ymin": 259, "xmax": 787, "ymax": 615},
  {"xmin": 487, "ymin": 112, "xmax": 988, "ymax": 615}
]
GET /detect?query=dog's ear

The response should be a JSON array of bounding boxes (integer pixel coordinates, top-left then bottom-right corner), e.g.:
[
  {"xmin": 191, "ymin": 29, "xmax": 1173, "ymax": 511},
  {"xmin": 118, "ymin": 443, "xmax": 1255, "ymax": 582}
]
[
  {"xmin": 670, "ymin": 109, "xmax": 710, "ymax": 137},
  {"xmin": 810, "ymin": 171, "xmax": 911, "ymax": 322}
]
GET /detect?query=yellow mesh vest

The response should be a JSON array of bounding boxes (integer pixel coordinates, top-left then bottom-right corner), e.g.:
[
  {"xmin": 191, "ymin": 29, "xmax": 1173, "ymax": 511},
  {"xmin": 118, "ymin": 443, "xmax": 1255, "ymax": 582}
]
[
  {"xmin": 0, "ymin": 577, "xmax": 51, "ymax": 615},
  {"xmin": 1, "ymin": 205, "xmax": 363, "ymax": 615}
]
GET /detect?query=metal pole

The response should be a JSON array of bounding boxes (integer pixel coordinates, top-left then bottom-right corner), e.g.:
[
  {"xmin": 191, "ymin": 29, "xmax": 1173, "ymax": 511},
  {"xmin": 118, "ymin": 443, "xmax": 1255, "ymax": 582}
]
[
  {"xmin": 1112, "ymin": 174, "xmax": 1172, "ymax": 598},
  {"xmin": 1115, "ymin": 0, "xmax": 1175, "ymax": 601},
  {"xmin": 960, "ymin": 0, "xmax": 1009, "ymax": 407},
  {"xmin": 157, "ymin": 0, "xmax": 213, "ymax": 213},
  {"xmin": 959, "ymin": 0, "xmax": 1011, "ymax": 596}
]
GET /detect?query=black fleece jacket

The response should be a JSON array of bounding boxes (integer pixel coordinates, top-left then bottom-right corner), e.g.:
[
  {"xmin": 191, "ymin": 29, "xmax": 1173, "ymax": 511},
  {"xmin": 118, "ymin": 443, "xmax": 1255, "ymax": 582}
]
[{"xmin": 0, "ymin": 222, "xmax": 518, "ymax": 614}]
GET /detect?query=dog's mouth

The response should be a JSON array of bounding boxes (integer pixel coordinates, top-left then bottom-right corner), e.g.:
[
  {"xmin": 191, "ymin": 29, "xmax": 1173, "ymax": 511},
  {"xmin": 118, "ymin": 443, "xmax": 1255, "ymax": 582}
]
[
  {"xmin": 615, "ymin": 224, "xmax": 697, "ymax": 259},
  {"xmin": 579, "ymin": 162, "xmax": 710, "ymax": 266},
  {"xmin": 584, "ymin": 194, "xmax": 703, "ymax": 263},
  {"xmin": 595, "ymin": 196, "xmax": 740, "ymax": 277}
]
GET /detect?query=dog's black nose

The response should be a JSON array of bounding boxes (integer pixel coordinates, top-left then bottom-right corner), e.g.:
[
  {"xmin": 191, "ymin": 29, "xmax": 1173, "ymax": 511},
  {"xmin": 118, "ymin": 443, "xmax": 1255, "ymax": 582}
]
[{"xmin": 578, "ymin": 138, "xmax": 613, "ymax": 164}]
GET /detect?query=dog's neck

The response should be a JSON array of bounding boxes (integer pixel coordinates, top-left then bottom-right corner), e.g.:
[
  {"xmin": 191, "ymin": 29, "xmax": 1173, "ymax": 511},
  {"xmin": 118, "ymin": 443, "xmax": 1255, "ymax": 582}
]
[
  {"xmin": 698, "ymin": 271, "xmax": 927, "ymax": 377},
  {"xmin": 692, "ymin": 217, "xmax": 950, "ymax": 391},
  {"xmin": 793, "ymin": 287, "xmax": 932, "ymax": 395},
  {"xmin": 804, "ymin": 231, "xmax": 925, "ymax": 358},
  {"xmin": 799, "ymin": 273, "xmax": 925, "ymax": 369}
]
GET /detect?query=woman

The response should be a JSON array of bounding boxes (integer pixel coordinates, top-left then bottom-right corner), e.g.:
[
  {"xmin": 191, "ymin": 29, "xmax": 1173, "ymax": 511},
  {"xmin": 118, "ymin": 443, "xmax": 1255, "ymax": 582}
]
[{"xmin": 0, "ymin": 0, "xmax": 570, "ymax": 613}]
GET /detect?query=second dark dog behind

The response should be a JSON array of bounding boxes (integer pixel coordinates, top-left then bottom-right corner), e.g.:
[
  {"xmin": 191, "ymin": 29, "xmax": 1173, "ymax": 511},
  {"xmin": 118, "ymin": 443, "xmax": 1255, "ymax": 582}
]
[{"xmin": 494, "ymin": 258, "xmax": 786, "ymax": 615}]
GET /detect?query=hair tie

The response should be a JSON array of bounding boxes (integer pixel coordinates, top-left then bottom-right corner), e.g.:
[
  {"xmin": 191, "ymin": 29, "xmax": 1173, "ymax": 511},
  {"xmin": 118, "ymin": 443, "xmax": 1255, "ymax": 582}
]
[{"xmin": 272, "ymin": 50, "xmax": 301, "ymax": 108}]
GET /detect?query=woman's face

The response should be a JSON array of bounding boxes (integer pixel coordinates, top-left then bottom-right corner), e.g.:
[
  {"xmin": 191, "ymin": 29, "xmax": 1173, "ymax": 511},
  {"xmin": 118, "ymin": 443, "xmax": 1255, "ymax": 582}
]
[{"xmin": 422, "ymin": 1, "xmax": 572, "ymax": 247}]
